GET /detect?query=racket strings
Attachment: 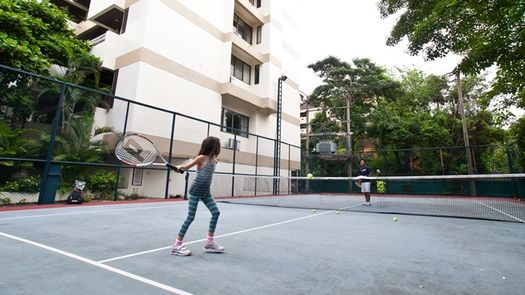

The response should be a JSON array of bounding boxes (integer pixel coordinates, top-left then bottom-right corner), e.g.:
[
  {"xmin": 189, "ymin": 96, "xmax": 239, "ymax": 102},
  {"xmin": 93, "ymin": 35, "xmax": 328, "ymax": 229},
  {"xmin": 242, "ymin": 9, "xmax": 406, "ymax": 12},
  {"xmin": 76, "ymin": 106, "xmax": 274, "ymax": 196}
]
[{"xmin": 115, "ymin": 136, "xmax": 158, "ymax": 166}]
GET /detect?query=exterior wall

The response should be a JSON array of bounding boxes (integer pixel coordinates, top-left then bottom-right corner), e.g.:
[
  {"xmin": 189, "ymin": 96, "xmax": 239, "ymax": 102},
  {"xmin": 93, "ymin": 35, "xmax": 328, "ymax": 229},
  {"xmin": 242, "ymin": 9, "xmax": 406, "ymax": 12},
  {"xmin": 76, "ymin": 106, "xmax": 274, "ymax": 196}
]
[{"xmin": 80, "ymin": 0, "xmax": 302, "ymax": 196}]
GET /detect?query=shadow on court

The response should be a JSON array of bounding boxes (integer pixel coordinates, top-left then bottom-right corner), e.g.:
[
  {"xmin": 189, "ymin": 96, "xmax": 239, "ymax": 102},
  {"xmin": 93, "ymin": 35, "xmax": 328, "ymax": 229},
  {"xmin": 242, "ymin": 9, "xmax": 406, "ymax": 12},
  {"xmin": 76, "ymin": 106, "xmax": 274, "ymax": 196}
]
[{"xmin": 0, "ymin": 200, "xmax": 524, "ymax": 295}]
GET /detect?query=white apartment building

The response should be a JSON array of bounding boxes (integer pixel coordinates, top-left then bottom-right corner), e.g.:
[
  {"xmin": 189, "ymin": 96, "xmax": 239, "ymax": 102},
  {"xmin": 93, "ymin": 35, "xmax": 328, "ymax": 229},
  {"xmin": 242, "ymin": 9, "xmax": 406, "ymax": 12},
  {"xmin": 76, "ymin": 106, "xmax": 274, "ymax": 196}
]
[{"xmin": 52, "ymin": 0, "xmax": 303, "ymax": 197}]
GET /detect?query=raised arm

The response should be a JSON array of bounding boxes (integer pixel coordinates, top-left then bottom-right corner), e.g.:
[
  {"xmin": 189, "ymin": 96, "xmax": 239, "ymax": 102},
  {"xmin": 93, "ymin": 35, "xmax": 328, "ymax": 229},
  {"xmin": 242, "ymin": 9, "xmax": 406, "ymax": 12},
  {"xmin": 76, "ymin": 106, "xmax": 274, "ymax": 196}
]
[{"xmin": 177, "ymin": 155, "xmax": 206, "ymax": 172}]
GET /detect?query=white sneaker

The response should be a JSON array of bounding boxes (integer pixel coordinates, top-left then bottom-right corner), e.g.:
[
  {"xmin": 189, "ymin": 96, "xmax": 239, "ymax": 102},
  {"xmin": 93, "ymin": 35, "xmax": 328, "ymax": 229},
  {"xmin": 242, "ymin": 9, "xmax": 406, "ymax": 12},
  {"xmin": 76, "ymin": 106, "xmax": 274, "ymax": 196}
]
[
  {"xmin": 362, "ymin": 202, "xmax": 371, "ymax": 206},
  {"xmin": 203, "ymin": 242, "xmax": 225, "ymax": 253},
  {"xmin": 171, "ymin": 244, "xmax": 192, "ymax": 256}
]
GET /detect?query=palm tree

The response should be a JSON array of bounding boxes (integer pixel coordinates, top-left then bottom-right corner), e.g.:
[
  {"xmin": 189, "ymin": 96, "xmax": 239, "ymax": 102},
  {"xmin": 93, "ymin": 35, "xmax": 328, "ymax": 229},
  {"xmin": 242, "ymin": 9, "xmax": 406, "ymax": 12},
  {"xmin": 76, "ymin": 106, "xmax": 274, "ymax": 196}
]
[
  {"xmin": 47, "ymin": 52, "xmax": 105, "ymax": 132},
  {"xmin": 52, "ymin": 115, "xmax": 109, "ymax": 183},
  {"xmin": 0, "ymin": 121, "xmax": 38, "ymax": 166}
]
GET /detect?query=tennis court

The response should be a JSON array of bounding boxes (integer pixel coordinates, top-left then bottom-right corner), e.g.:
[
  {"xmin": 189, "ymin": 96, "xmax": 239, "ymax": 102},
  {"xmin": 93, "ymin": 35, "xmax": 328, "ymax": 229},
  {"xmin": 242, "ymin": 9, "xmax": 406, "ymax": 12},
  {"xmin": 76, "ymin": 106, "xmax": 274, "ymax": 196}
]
[{"xmin": 1, "ymin": 196, "xmax": 524, "ymax": 295}]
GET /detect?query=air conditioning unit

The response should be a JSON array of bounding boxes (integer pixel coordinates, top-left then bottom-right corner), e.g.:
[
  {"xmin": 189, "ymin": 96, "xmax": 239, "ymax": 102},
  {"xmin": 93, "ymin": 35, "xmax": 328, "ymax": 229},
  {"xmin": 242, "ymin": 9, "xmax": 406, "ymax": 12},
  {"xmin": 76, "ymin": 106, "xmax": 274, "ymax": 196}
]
[
  {"xmin": 227, "ymin": 138, "xmax": 240, "ymax": 150},
  {"xmin": 316, "ymin": 140, "xmax": 336, "ymax": 154}
]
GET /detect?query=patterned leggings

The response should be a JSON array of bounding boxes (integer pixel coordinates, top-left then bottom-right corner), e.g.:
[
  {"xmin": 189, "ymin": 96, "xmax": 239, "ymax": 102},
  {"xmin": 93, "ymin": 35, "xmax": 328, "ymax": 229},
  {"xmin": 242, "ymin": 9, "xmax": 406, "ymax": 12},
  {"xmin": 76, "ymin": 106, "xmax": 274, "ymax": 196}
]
[{"xmin": 178, "ymin": 194, "xmax": 220, "ymax": 238}]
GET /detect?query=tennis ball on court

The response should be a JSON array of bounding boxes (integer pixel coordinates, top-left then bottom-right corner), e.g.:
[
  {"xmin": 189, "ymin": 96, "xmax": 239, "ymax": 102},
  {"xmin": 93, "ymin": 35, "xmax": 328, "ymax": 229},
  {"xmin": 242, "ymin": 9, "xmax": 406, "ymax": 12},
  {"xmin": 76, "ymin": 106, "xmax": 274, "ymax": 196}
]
[
  {"xmin": 335, "ymin": 210, "xmax": 340, "ymax": 214},
  {"xmin": 393, "ymin": 217, "xmax": 398, "ymax": 222},
  {"xmin": 312, "ymin": 209, "xmax": 316, "ymax": 213},
  {"xmin": 307, "ymin": 173, "xmax": 314, "ymax": 179}
]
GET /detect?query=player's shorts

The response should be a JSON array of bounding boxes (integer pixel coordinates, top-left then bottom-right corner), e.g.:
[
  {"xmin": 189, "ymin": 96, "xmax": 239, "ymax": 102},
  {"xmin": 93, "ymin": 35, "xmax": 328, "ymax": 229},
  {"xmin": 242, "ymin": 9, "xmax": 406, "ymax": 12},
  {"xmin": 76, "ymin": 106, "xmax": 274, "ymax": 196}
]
[{"xmin": 361, "ymin": 182, "xmax": 371, "ymax": 193}]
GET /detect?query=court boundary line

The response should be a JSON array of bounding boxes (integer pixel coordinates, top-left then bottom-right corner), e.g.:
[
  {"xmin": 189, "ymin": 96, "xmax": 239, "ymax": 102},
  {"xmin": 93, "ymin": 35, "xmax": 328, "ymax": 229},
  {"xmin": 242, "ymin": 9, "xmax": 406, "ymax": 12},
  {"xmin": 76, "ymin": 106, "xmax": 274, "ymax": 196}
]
[
  {"xmin": 0, "ymin": 231, "xmax": 193, "ymax": 295},
  {"xmin": 474, "ymin": 200, "xmax": 525, "ymax": 223},
  {"xmin": 0, "ymin": 204, "xmax": 187, "ymax": 221},
  {"xmin": 97, "ymin": 205, "xmax": 360, "ymax": 264}
]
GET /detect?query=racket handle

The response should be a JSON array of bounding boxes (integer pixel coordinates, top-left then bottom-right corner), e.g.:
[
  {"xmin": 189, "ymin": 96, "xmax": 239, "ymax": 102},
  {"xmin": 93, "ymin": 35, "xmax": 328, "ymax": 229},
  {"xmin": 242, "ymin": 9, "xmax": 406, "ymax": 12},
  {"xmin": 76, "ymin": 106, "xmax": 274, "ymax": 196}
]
[{"xmin": 166, "ymin": 163, "xmax": 184, "ymax": 174}]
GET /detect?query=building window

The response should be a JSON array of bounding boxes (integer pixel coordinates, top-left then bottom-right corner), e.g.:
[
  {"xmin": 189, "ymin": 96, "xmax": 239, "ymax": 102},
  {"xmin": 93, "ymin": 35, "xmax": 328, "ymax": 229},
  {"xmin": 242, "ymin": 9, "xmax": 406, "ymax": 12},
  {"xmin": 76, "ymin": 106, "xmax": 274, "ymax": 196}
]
[
  {"xmin": 132, "ymin": 168, "xmax": 143, "ymax": 186},
  {"xmin": 231, "ymin": 56, "xmax": 251, "ymax": 84},
  {"xmin": 256, "ymin": 25, "xmax": 262, "ymax": 44},
  {"xmin": 233, "ymin": 14, "xmax": 253, "ymax": 44},
  {"xmin": 254, "ymin": 65, "xmax": 260, "ymax": 85},
  {"xmin": 222, "ymin": 108, "xmax": 249, "ymax": 138},
  {"xmin": 249, "ymin": 0, "xmax": 262, "ymax": 8}
]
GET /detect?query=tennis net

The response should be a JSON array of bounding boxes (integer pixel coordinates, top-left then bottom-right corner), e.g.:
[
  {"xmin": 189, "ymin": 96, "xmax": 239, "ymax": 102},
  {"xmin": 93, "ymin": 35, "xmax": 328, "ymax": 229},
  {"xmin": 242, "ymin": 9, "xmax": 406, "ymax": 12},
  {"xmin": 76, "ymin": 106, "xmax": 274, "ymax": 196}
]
[{"xmin": 191, "ymin": 173, "xmax": 525, "ymax": 223}]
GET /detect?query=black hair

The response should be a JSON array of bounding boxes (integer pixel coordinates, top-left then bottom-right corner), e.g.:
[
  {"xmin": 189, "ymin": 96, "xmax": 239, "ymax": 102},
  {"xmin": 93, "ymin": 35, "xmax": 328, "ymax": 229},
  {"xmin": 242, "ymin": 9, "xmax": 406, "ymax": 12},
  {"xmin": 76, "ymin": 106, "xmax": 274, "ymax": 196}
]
[{"xmin": 198, "ymin": 136, "xmax": 221, "ymax": 158}]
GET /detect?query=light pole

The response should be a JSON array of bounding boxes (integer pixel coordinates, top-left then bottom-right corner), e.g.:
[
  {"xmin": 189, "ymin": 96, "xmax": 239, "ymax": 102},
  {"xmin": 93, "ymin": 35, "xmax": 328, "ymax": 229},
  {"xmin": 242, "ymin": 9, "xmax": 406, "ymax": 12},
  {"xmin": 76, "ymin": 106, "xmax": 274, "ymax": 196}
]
[
  {"xmin": 273, "ymin": 75, "xmax": 287, "ymax": 195},
  {"xmin": 346, "ymin": 96, "xmax": 352, "ymax": 178},
  {"xmin": 344, "ymin": 76, "xmax": 354, "ymax": 181},
  {"xmin": 456, "ymin": 71, "xmax": 476, "ymax": 195}
]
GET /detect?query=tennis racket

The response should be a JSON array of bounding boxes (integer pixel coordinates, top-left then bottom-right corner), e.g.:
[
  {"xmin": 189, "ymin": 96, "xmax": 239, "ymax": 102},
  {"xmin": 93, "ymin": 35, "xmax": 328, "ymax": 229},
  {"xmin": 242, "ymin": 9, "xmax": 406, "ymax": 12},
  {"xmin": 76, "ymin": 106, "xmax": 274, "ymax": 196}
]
[
  {"xmin": 114, "ymin": 133, "xmax": 184, "ymax": 174},
  {"xmin": 355, "ymin": 177, "xmax": 362, "ymax": 188}
]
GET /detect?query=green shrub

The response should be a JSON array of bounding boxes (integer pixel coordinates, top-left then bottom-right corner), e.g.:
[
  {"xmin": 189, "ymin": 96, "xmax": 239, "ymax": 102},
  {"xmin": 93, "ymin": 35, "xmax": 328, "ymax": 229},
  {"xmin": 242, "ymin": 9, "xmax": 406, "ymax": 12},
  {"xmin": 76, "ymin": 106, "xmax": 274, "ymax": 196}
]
[
  {"xmin": 123, "ymin": 193, "xmax": 143, "ymax": 200},
  {"xmin": 83, "ymin": 195, "xmax": 93, "ymax": 203},
  {"xmin": 1, "ymin": 197, "xmax": 11, "ymax": 205},
  {"xmin": 0, "ymin": 176, "xmax": 40, "ymax": 193},
  {"xmin": 57, "ymin": 183, "xmax": 73, "ymax": 195},
  {"xmin": 88, "ymin": 170, "xmax": 117, "ymax": 199}
]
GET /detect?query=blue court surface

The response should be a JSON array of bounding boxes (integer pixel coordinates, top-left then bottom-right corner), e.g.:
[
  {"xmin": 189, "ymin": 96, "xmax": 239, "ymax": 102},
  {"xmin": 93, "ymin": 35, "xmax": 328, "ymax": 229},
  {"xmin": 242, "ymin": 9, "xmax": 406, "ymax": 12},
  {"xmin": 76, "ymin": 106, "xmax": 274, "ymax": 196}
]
[{"xmin": 1, "ymin": 199, "xmax": 524, "ymax": 295}]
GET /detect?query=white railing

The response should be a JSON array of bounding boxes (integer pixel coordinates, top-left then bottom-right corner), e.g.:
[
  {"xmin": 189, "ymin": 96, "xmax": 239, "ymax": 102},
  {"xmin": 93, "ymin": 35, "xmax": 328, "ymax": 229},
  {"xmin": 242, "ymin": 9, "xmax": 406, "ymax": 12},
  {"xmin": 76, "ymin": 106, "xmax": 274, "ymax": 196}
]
[{"xmin": 89, "ymin": 33, "xmax": 107, "ymax": 46}]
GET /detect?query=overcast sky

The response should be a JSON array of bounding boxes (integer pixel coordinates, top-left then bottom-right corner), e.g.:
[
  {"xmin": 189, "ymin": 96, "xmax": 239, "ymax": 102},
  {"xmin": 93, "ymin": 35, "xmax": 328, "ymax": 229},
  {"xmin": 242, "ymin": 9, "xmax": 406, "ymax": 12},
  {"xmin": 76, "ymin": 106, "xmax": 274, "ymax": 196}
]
[
  {"xmin": 294, "ymin": 0, "xmax": 461, "ymax": 94},
  {"xmin": 292, "ymin": 1, "xmax": 523, "ymax": 117}
]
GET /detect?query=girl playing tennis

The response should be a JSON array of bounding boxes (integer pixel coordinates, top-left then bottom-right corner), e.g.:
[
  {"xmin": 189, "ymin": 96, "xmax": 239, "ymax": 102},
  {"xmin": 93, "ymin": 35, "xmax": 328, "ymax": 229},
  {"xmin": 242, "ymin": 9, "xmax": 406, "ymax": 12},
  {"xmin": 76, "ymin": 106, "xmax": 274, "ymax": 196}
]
[{"xmin": 171, "ymin": 136, "xmax": 224, "ymax": 256}]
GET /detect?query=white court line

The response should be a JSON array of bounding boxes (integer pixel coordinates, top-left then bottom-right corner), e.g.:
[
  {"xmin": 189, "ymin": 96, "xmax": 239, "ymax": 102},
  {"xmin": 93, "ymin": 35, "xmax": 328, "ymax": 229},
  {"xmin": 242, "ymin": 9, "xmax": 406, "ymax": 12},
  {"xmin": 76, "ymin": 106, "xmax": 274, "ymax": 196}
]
[
  {"xmin": 474, "ymin": 200, "xmax": 525, "ymax": 223},
  {"xmin": 0, "ymin": 231, "xmax": 193, "ymax": 295},
  {"xmin": 0, "ymin": 204, "xmax": 187, "ymax": 221},
  {"xmin": 98, "ymin": 204, "xmax": 361, "ymax": 264}
]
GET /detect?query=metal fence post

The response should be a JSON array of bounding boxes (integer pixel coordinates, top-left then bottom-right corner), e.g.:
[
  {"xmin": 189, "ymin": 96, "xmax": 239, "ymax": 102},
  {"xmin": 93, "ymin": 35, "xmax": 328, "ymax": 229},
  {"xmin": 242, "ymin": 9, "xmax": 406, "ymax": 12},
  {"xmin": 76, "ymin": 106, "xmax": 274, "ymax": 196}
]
[
  {"xmin": 165, "ymin": 113, "xmax": 177, "ymax": 198},
  {"xmin": 184, "ymin": 172, "xmax": 189, "ymax": 199},
  {"xmin": 113, "ymin": 101, "xmax": 131, "ymax": 201},
  {"xmin": 255, "ymin": 136, "xmax": 259, "ymax": 196},
  {"xmin": 288, "ymin": 144, "xmax": 291, "ymax": 194},
  {"xmin": 38, "ymin": 83, "xmax": 67, "ymax": 204},
  {"xmin": 231, "ymin": 133, "xmax": 237, "ymax": 197}
]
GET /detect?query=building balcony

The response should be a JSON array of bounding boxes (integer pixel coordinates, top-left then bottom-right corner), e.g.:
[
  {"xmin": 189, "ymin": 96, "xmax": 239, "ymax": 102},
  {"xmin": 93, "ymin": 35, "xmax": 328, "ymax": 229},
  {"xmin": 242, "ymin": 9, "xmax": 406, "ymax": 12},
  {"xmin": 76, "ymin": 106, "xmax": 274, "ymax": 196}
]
[
  {"xmin": 75, "ymin": 20, "xmax": 108, "ymax": 41},
  {"xmin": 220, "ymin": 80, "xmax": 276, "ymax": 114},
  {"xmin": 88, "ymin": 32, "xmax": 107, "ymax": 46},
  {"xmin": 235, "ymin": 0, "xmax": 265, "ymax": 26},
  {"xmin": 231, "ymin": 41, "xmax": 264, "ymax": 68},
  {"xmin": 50, "ymin": 0, "xmax": 90, "ymax": 23},
  {"xmin": 87, "ymin": 0, "xmax": 125, "ymax": 32}
]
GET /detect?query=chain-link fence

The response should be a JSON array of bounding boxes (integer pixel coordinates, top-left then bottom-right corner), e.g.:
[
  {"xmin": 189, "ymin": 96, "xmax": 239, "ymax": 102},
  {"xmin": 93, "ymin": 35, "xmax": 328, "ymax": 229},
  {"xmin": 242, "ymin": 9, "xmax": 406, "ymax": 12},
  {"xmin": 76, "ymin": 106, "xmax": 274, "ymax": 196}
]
[
  {"xmin": 0, "ymin": 65, "xmax": 301, "ymax": 205},
  {"xmin": 302, "ymin": 144, "xmax": 519, "ymax": 177}
]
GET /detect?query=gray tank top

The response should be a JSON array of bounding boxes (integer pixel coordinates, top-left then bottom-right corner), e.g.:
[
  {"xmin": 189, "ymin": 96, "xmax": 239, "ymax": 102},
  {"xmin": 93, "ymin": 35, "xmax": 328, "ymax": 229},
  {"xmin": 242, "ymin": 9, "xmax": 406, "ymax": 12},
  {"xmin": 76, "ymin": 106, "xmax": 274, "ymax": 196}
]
[{"xmin": 189, "ymin": 156, "xmax": 216, "ymax": 197}]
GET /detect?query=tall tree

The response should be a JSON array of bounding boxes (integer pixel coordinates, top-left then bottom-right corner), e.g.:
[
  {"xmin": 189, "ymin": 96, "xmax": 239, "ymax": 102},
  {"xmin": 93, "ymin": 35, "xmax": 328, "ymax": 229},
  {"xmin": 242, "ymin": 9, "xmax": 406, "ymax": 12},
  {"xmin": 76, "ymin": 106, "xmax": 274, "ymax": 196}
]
[
  {"xmin": 367, "ymin": 69, "xmax": 507, "ymax": 174},
  {"xmin": 0, "ymin": 0, "xmax": 98, "ymax": 73},
  {"xmin": 378, "ymin": 0, "xmax": 525, "ymax": 106},
  {"xmin": 308, "ymin": 56, "xmax": 400, "ymax": 143},
  {"xmin": 0, "ymin": 0, "xmax": 101, "ymax": 127},
  {"xmin": 509, "ymin": 117, "xmax": 525, "ymax": 171}
]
